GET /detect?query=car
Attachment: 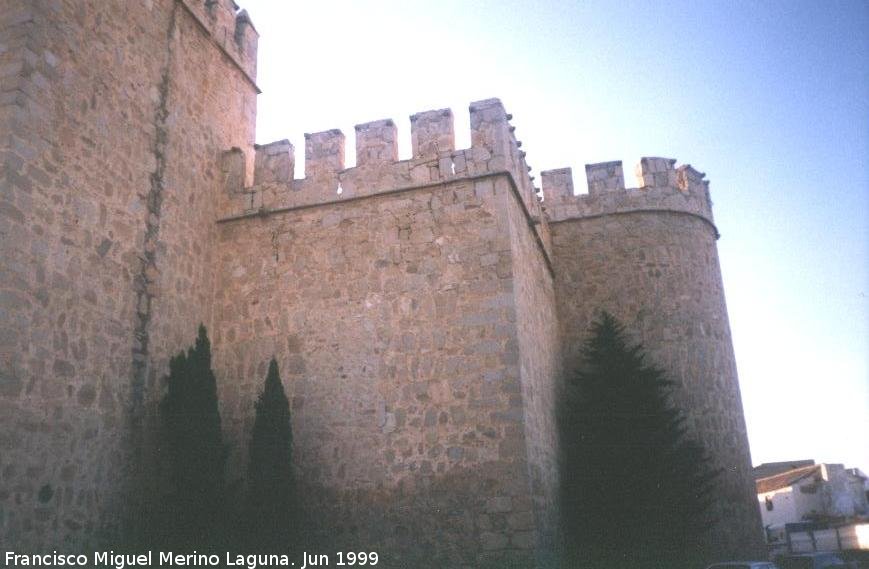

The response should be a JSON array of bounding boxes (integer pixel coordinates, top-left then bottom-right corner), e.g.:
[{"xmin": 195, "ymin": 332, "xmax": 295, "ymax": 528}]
[
  {"xmin": 705, "ymin": 563, "xmax": 780, "ymax": 569},
  {"xmin": 774, "ymin": 552, "xmax": 855, "ymax": 569}
]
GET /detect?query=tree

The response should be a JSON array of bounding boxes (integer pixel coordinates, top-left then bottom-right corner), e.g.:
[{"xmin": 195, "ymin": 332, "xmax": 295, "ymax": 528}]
[
  {"xmin": 559, "ymin": 312, "xmax": 721, "ymax": 568},
  {"xmin": 247, "ymin": 357, "xmax": 296, "ymax": 549},
  {"xmin": 160, "ymin": 324, "xmax": 226, "ymax": 547}
]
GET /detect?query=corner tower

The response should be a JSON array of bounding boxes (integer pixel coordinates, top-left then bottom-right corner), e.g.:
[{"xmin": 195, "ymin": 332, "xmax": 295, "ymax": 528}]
[{"xmin": 542, "ymin": 159, "xmax": 765, "ymax": 559}]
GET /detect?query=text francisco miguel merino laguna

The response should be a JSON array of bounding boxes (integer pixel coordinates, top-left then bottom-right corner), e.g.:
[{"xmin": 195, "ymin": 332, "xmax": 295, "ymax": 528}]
[{"xmin": 5, "ymin": 551, "xmax": 380, "ymax": 568}]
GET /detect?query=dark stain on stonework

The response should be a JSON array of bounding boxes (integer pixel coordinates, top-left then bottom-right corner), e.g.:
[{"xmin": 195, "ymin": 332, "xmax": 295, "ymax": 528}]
[
  {"xmin": 38, "ymin": 484, "xmax": 53, "ymax": 503},
  {"xmin": 130, "ymin": 2, "xmax": 178, "ymax": 434}
]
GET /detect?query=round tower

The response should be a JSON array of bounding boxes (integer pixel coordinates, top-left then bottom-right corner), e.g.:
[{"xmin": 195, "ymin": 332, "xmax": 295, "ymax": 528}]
[{"xmin": 543, "ymin": 158, "xmax": 765, "ymax": 559}]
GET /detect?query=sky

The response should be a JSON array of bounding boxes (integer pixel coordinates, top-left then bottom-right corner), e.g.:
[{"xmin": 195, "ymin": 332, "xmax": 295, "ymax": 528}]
[{"xmin": 241, "ymin": 0, "xmax": 869, "ymax": 473}]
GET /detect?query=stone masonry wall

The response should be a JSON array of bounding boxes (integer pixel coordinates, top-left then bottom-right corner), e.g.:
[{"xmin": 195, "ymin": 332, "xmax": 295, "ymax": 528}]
[
  {"xmin": 212, "ymin": 100, "xmax": 561, "ymax": 566},
  {"xmin": 0, "ymin": 0, "xmax": 169, "ymax": 547},
  {"xmin": 214, "ymin": 177, "xmax": 528, "ymax": 566},
  {"xmin": 0, "ymin": 0, "xmax": 258, "ymax": 549},
  {"xmin": 503, "ymin": 179, "xmax": 561, "ymax": 565},
  {"xmin": 543, "ymin": 160, "xmax": 765, "ymax": 559},
  {"xmin": 140, "ymin": 0, "xmax": 258, "ymax": 451}
]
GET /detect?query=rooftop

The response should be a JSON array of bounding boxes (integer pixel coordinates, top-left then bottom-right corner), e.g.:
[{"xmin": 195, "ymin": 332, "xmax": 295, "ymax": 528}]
[
  {"xmin": 753, "ymin": 460, "xmax": 816, "ymax": 480},
  {"xmin": 756, "ymin": 465, "xmax": 821, "ymax": 494}
]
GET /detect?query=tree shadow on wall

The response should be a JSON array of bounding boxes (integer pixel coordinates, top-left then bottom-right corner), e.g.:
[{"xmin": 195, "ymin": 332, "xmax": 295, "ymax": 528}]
[
  {"xmin": 123, "ymin": 329, "xmax": 302, "ymax": 558},
  {"xmin": 557, "ymin": 311, "xmax": 722, "ymax": 569}
]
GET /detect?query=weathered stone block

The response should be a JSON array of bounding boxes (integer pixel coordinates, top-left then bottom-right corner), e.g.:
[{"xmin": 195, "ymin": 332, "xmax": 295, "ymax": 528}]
[
  {"xmin": 479, "ymin": 531, "xmax": 508, "ymax": 550},
  {"xmin": 305, "ymin": 129, "xmax": 345, "ymax": 179},
  {"xmin": 585, "ymin": 161, "xmax": 625, "ymax": 194},
  {"xmin": 541, "ymin": 167, "xmax": 574, "ymax": 203},
  {"xmin": 486, "ymin": 496, "xmax": 512, "ymax": 513},
  {"xmin": 410, "ymin": 108, "xmax": 455, "ymax": 158},
  {"xmin": 254, "ymin": 139, "xmax": 293, "ymax": 184},
  {"xmin": 355, "ymin": 119, "xmax": 397, "ymax": 166},
  {"xmin": 635, "ymin": 156, "xmax": 677, "ymax": 188}
]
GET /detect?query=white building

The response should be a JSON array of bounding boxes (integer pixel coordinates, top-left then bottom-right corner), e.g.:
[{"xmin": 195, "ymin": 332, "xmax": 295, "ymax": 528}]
[{"xmin": 755, "ymin": 461, "xmax": 869, "ymax": 530}]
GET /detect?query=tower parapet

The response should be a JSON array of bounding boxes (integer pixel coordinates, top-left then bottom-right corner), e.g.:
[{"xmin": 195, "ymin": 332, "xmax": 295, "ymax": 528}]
[
  {"xmin": 219, "ymin": 99, "xmax": 547, "ymax": 234},
  {"xmin": 217, "ymin": 98, "xmax": 553, "ymax": 273},
  {"xmin": 541, "ymin": 157, "xmax": 715, "ymax": 233},
  {"xmin": 178, "ymin": 0, "xmax": 259, "ymax": 85}
]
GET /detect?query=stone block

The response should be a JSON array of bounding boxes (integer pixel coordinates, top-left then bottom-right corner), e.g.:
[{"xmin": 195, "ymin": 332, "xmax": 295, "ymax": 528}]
[
  {"xmin": 254, "ymin": 139, "xmax": 293, "ymax": 184},
  {"xmin": 479, "ymin": 531, "xmax": 508, "ymax": 550},
  {"xmin": 485, "ymin": 496, "xmax": 512, "ymax": 513},
  {"xmin": 305, "ymin": 129, "xmax": 345, "ymax": 179},
  {"xmin": 585, "ymin": 161, "xmax": 625, "ymax": 194},
  {"xmin": 355, "ymin": 119, "xmax": 397, "ymax": 166},
  {"xmin": 410, "ymin": 108, "xmax": 455, "ymax": 158},
  {"xmin": 541, "ymin": 167, "xmax": 574, "ymax": 203},
  {"xmin": 635, "ymin": 156, "xmax": 677, "ymax": 188},
  {"xmin": 510, "ymin": 530, "xmax": 536, "ymax": 549}
]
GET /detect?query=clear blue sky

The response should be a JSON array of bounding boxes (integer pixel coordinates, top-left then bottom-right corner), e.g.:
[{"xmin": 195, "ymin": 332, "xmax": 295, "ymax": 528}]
[{"xmin": 243, "ymin": 0, "xmax": 869, "ymax": 472}]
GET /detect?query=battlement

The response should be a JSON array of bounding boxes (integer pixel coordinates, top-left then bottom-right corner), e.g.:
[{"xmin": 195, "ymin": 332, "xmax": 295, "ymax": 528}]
[
  {"xmin": 220, "ymin": 98, "xmax": 545, "ymax": 229},
  {"xmin": 541, "ymin": 157, "xmax": 715, "ymax": 230},
  {"xmin": 179, "ymin": 0, "xmax": 258, "ymax": 84}
]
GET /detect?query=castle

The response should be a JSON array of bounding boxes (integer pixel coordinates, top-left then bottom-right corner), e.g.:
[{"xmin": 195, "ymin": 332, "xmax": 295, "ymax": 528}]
[{"xmin": 0, "ymin": 0, "xmax": 764, "ymax": 566}]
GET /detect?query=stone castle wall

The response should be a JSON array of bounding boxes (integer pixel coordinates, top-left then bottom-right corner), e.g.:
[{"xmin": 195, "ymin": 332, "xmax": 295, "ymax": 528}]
[
  {"xmin": 0, "ymin": 0, "xmax": 257, "ymax": 548},
  {"xmin": 1, "ymin": 0, "xmax": 762, "ymax": 565},
  {"xmin": 503, "ymin": 174, "xmax": 561, "ymax": 566},
  {"xmin": 1, "ymin": 0, "xmax": 171, "ymax": 547},
  {"xmin": 543, "ymin": 159, "xmax": 765, "ymax": 558},
  {"xmin": 137, "ymin": 0, "xmax": 258, "ymax": 471},
  {"xmin": 212, "ymin": 100, "xmax": 561, "ymax": 566}
]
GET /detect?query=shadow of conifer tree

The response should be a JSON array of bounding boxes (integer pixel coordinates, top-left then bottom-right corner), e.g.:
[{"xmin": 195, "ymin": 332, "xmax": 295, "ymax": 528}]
[
  {"xmin": 558, "ymin": 312, "xmax": 721, "ymax": 569},
  {"xmin": 244, "ymin": 357, "xmax": 299, "ymax": 554}
]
